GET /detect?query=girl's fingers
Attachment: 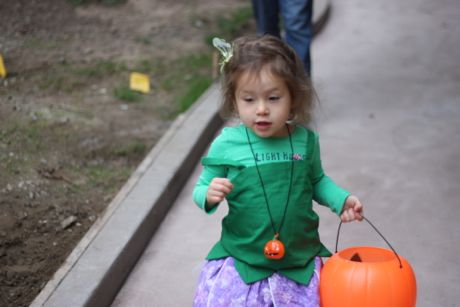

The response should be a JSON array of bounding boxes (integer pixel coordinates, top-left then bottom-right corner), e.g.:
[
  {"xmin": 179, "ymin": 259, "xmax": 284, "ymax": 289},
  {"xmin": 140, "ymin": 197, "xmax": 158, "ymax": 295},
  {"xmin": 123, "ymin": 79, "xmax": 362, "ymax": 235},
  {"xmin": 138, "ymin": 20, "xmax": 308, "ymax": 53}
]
[
  {"xmin": 354, "ymin": 200, "xmax": 364, "ymax": 221},
  {"xmin": 216, "ymin": 183, "xmax": 231, "ymax": 194},
  {"xmin": 219, "ymin": 179, "xmax": 233, "ymax": 191},
  {"xmin": 343, "ymin": 195, "xmax": 364, "ymax": 222},
  {"xmin": 355, "ymin": 210, "xmax": 364, "ymax": 221},
  {"xmin": 341, "ymin": 208, "xmax": 361, "ymax": 223},
  {"xmin": 209, "ymin": 185, "xmax": 228, "ymax": 196},
  {"xmin": 341, "ymin": 210, "xmax": 350, "ymax": 222},
  {"xmin": 211, "ymin": 178, "xmax": 233, "ymax": 194},
  {"xmin": 208, "ymin": 192, "xmax": 224, "ymax": 203},
  {"xmin": 210, "ymin": 189, "xmax": 225, "ymax": 198},
  {"xmin": 207, "ymin": 178, "xmax": 234, "ymax": 205}
]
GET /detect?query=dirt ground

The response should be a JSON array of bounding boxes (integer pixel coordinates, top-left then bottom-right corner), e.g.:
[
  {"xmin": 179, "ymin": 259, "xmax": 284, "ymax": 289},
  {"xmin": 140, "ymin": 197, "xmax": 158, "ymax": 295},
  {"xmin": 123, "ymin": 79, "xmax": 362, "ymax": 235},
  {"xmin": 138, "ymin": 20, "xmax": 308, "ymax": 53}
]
[{"xmin": 0, "ymin": 1, "xmax": 253, "ymax": 306}]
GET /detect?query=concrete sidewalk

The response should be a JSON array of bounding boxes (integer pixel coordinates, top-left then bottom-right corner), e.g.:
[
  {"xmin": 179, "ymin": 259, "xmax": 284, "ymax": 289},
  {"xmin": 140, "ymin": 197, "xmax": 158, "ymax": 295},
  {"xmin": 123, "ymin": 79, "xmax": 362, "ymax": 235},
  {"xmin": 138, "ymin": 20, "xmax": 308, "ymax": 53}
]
[{"xmin": 113, "ymin": 0, "xmax": 460, "ymax": 306}]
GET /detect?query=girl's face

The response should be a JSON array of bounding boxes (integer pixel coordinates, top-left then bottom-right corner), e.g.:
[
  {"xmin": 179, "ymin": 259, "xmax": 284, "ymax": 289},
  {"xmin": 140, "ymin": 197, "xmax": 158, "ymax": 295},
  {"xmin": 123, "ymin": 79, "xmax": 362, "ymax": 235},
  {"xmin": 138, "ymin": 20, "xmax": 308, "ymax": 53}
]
[{"xmin": 234, "ymin": 65, "xmax": 292, "ymax": 138}]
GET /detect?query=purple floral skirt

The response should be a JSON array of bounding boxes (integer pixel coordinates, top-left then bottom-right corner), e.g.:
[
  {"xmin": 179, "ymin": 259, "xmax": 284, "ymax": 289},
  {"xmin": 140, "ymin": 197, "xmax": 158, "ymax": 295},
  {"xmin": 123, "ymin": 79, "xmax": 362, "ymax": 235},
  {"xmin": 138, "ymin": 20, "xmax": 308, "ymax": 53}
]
[{"xmin": 193, "ymin": 257, "xmax": 322, "ymax": 307}]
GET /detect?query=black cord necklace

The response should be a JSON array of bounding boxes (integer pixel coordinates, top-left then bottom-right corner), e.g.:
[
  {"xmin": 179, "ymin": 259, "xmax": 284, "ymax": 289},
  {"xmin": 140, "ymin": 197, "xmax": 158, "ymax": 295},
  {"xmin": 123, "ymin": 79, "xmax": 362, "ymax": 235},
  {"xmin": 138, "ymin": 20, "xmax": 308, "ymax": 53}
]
[{"xmin": 245, "ymin": 124, "xmax": 294, "ymax": 260}]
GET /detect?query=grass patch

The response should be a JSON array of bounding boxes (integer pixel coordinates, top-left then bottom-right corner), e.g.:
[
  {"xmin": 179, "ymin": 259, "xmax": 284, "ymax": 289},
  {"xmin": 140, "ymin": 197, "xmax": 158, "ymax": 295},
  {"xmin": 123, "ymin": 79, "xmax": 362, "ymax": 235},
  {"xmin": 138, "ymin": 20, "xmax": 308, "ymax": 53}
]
[
  {"xmin": 178, "ymin": 76, "xmax": 212, "ymax": 112},
  {"xmin": 67, "ymin": 0, "xmax": 126, "ymax": 6},
  {"xmin": 205, "ymin": 6, "xmax": 253, "ymax": 44},
  {"xmin": 113, "ymin": 140, "xmax": 147, "ymax": 158},
  {"xmin": 73, "ymin": 60, "xmax": 125, "ymax": 78},
  {"xmin": 114, "ymin": 86, "xmax": 143, "ymax": 102},
  {"xmin": 156, "ymin": 53, "xmax": 213, "ymax": 115},
  {"xmin": 219, "ymin": 6, "xmax": 254, "ymax": 36},
  {"xmin": 38, "ymin": 75, "xmax": 86, "ymax": 93},
  {"xmin": 2, "ymin": 121, "xmax": 46, "ymax": 151},
  {"xmin": 31, "ymin": 4, "xmax": 252, "ymax": 112},
  {"xmin": 100, "ymin": 0, "xmax": 126, "ymax": 4},
  {"xmin": 67, "ymin": 0, "xmax": 85, "ymax": 5},
  {"xmin": 87, "ymin": 165, "xmax": 113, "ymax": 182},
  {"xmin": 0, "ymin": 119, "xmax": 76, "ymax": 177},
  {"xmin": 23, "ymin": 37, "xmax": 60, "ymax": 50},
  {"xmin": 37, "ymin": 60, "xmax": 127, "ymax": 93},
  {"xmin": 86, "ymin": 164, "xmax": 130, "ymax": 192},
  {"xmin": 34, "ymin": 4, "xmax": 253, "ymax": 113},
  {"xmin": 160, "ymin": 54, "xmax": 212, "ymax": 91},
  {"xmin": 135, "ymin": 36, "xmax": 152, "ymax": 45},
  {"xmin": 127, "ymin": 4, "xmax": 253, "ymax": 116},
  {"xmin": 134, "ymin": 59, "xmax": 155, "ymax": 75}
]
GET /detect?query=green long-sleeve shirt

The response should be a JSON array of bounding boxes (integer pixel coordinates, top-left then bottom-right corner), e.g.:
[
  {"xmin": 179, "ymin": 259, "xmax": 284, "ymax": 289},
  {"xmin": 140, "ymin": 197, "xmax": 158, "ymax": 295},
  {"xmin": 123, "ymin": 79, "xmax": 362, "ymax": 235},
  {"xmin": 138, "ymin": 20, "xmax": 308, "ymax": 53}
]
[
  {"xmin": 193, "ymin": 124, "xmax": 350, "ymax": 284},
  {"xmin": 194, "ymin": 124, "xmax": 348, "ymax": 213}
]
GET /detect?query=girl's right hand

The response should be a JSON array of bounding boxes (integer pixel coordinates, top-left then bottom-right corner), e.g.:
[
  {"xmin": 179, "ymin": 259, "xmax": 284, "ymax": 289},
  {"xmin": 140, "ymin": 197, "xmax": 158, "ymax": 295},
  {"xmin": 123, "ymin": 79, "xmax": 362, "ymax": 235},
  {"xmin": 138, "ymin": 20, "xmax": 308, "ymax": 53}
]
[{"xmin": 206, "ymin": 178, "xmax": 233, "ymax": 205}]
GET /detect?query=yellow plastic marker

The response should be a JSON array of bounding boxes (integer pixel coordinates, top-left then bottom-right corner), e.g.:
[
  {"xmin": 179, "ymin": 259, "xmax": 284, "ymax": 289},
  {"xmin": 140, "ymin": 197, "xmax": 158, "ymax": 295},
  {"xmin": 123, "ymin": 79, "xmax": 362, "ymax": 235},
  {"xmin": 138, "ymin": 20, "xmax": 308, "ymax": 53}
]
[
  {"xmin": 129, "ymin": 72, "xmax": 150, "ymax": 94},
  {"xmin": 0, "ymin": 54, "xmax": 7, "ymax": 78}
]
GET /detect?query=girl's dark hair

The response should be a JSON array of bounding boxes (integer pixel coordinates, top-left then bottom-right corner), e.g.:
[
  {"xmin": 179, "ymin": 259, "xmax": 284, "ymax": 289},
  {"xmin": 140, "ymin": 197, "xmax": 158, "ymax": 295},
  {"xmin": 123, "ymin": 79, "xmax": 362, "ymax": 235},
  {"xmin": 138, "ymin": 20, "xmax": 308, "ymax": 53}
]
[{"xmin": 219, "ymin": 35, "xmax": 315, "ymax": 124}]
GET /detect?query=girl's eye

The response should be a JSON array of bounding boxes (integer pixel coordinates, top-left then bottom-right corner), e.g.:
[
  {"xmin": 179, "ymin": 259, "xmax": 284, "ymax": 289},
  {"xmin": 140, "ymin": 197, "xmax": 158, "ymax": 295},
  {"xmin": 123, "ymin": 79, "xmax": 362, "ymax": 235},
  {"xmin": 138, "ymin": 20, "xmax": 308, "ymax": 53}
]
[
  {"xmin": 269, "ymin": 96, "xmax": 280, "ymax": 101},
  {"xmin": 243, "ymin": 97, "xmax": 254, "ymax": 103}
]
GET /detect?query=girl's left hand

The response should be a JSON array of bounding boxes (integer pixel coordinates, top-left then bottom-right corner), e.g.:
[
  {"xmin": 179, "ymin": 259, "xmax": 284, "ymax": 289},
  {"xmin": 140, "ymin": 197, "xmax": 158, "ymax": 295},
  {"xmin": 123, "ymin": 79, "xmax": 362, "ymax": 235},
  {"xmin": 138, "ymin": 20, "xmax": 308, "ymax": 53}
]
[{"xmin": 340, "ymin": 195, "xmax": 364, "ymax": 222}]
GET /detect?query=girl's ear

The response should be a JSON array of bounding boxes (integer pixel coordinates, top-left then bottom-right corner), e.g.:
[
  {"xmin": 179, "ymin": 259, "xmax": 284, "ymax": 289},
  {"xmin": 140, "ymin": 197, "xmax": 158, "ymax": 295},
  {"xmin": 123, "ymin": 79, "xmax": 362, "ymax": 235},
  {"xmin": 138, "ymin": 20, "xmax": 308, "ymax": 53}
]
[{"xmin": 287, "ymin": 106, "xmax": 297, "ymax": 124}]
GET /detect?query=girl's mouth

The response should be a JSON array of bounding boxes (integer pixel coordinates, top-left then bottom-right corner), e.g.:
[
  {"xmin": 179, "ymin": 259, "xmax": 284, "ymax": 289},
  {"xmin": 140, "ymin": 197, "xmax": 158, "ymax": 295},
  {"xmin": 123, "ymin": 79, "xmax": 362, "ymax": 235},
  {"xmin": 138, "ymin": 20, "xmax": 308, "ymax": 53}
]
[{"xmin": 255, "ymin": 121, "xmax": 272, "ymax": 131}]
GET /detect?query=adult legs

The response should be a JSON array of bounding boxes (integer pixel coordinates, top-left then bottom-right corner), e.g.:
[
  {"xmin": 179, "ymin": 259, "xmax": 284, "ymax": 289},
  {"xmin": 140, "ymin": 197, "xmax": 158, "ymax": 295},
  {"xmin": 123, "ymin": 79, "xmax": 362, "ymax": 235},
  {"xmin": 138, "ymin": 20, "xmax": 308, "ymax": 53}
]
[
  {"xmin": 279, "ymin": 0, "xmax": 313, "ymax": 74},
  {"xmin": 251, "ymin": 0, "xmax": 280, "ymax": 37}
]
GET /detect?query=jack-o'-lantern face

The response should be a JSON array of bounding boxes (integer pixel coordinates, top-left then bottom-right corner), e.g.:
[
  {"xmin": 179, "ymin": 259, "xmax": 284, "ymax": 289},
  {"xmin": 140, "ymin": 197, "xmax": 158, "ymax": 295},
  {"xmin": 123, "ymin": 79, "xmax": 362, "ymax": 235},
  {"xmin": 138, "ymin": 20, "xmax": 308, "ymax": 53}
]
[{"xmin": 264, "ymin": 239, "xmax": 285, "ymax": 260}]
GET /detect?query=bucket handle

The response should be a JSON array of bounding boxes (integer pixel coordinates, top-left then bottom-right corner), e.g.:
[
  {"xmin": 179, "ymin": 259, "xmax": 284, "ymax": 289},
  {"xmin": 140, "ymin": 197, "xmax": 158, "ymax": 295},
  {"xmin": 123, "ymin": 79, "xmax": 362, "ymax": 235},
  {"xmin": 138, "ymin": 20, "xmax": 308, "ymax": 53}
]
[{"xmin": 335, "ymin": 216, "xmax": 403, "ymax": 268}]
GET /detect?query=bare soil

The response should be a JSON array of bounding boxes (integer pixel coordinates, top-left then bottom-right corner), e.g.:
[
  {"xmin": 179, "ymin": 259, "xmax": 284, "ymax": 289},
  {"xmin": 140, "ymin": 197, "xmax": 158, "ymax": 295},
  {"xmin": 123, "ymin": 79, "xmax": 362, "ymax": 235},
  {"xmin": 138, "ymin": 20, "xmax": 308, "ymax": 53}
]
[{"xmin": 0, "ymin": 1, "xmax": 253, "ymax": 306}]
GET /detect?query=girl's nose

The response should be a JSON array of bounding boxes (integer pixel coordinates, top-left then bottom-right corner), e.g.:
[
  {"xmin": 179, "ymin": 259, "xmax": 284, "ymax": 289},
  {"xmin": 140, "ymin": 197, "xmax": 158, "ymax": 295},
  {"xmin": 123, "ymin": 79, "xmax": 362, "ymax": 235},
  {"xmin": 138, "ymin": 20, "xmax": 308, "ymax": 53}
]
[{"xmin": 256, "ymin": 101, "xmax": 269, "ymax": 115}]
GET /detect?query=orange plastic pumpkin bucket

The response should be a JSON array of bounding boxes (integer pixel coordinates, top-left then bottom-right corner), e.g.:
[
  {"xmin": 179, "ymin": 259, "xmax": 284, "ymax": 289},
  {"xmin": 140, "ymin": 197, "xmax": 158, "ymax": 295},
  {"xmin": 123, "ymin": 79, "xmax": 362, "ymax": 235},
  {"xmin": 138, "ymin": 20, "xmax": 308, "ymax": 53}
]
[{"xmin": 320, "ymin": 217, "xmax": 417, "ymax": 307}]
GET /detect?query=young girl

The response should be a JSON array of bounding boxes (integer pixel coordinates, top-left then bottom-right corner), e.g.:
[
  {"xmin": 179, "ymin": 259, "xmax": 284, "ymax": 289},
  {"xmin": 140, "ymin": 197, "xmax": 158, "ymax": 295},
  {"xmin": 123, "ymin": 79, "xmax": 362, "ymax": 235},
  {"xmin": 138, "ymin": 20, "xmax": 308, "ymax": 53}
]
[{"xmin": 192, "ymin": 35, "xmax": 363, "ymax": 306}]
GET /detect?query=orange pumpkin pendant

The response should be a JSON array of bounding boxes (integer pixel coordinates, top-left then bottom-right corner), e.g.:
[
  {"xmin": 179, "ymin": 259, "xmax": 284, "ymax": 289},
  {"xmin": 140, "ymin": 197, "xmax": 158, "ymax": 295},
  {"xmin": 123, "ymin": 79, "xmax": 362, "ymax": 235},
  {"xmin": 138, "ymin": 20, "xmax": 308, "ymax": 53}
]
[{"xmin": 264, "ymin": 234, "xmax": 285, "ymax": 260}]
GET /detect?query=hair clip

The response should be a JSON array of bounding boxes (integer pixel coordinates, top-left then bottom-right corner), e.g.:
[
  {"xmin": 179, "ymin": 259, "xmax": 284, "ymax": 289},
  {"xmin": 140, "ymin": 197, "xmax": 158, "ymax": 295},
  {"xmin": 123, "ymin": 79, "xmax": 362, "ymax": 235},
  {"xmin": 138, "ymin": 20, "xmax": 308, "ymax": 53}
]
[{"xmin": 212, "ymin": 37, "xmax": 233, "ymax": 72}]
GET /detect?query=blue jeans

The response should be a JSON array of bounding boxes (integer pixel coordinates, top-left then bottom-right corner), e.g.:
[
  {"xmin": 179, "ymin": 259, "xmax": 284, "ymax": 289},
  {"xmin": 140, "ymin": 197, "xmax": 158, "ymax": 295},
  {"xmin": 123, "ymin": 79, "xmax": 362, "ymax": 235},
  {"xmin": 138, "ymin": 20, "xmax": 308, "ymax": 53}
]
[{"xmin": 252, "ymin": 0, "xmax": 313, "ymax": 74}]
